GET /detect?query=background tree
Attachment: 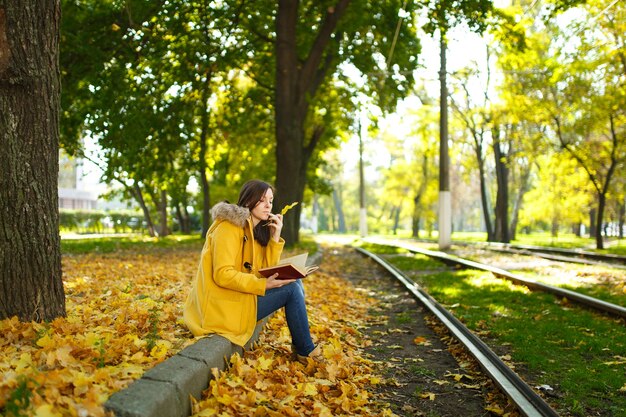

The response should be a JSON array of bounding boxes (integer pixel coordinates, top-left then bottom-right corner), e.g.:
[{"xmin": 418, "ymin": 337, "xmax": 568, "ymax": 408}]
[
  {"xmin": 0, "ymin": 1, "xmax": 66, "ymax": 321},
  {"xmin": 268, "ymin": 0, "xmax": 423, "ymax": 244},
  {"xmin": 499, "ymin": 1, "xmax": 626, "ymax": 248}
]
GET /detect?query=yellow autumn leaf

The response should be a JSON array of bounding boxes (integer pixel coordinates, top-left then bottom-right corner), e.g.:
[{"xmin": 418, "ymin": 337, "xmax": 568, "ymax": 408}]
[
  {"xmin": 298, "ymin": 382, "xmax": 318, "ymax": 396},
  {"xmin": 15, "ymin": 352, "xmax": 34, "ymax": 372},
  {"xmin": 34, "ymin": 404, "xmax": 62, "ymax": 417},
  {"xmin": 485, "ymin": 405, "xmax": 505, "ymax": 415},
  {"xmin": 369, "ymin": 376, "xmax": 382, "ymax": 384},
  {"xmin": 257, "ymin": 356, "xmax": 273, "ymax": 371},
  {"xmin": 419, "ymin": 392, "xmax": 436, "ymax": 400},
  {"xmin": 36, "ymin": 333, "xmax": 55, "ymax": 348},
  {"xmin": 280, "ymin": 202, "xmax": 299, "ymax": 215},
  {"xmin": 149, "ymin": 340, "xmax": 172, "ymax": 359}
]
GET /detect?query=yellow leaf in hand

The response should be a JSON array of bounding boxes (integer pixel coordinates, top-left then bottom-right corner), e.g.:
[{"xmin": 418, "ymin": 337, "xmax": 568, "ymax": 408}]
[{"xmin": 280, "ymin": 202, "xmax": 299, "ymax": 215}]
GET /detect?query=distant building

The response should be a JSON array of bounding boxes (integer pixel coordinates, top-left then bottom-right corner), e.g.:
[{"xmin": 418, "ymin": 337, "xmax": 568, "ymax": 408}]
[{"xmin": 58, "ymin": 150, "xmax": 98, "ymax": 210}]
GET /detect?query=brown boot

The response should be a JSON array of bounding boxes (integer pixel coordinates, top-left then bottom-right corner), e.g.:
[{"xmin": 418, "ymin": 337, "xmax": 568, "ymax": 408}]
[{"xmin": 296, "ymin": 345, "xmax": 323, "ymax": 365}]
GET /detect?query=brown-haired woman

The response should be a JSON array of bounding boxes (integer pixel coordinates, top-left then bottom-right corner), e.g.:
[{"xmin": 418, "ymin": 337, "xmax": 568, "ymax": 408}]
[{"xmin": 183, "ymin": 179, "xmax": 321, "ymax": 363}]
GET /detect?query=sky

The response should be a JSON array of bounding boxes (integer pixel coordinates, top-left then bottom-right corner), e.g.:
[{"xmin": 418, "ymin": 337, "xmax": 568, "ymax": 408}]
[{"xmin": 339, "ymin": 24, "xmax": 488, "ymax": 178}]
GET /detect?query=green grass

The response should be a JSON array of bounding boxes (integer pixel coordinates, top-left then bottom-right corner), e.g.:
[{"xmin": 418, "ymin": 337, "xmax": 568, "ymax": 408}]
[
  {"xmin": 376, "ymin": 251, "xmax": 626, "ymax": 417},
  {"xmin": 511, "ymin": 264, "xmax": 626, "ymax": 308},
  {"xmin": 61, "ymin": 232, "xmax": 320, "ymax": 256},
  {"xmin": 61, "ymin": 234, "xmax": 203, "ymax": 254},
  {"xmin": 374, "ymin": 230, "xmax": 626, "ymax": 255},
  {"xmin": 408, "ymin": 364, "xmax": 436, "ymax": 378},
  {"xmin": 357, "ymin": 241, "xmax": 410, "ymax": 255}
]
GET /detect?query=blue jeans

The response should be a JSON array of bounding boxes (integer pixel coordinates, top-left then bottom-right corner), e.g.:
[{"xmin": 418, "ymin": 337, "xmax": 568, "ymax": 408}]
[{"xmin": 257, "ymin": 279, "xmax": 315, "ymax": 356}]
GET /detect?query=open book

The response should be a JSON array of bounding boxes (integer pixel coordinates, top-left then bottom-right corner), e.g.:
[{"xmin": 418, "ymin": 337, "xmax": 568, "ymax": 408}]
[{"xmin": 258, "ymin": 253, "xmax": 319, "ymax": 280}]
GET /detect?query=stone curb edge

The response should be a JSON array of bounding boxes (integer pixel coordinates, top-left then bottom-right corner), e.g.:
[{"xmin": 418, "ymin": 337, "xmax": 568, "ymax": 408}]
[{"xmin": 104, "ymin": 249, "xmax": 323, "ymax": 417}]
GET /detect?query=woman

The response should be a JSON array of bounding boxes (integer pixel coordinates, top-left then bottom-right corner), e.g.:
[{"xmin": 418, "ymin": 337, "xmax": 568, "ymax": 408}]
[{"xmin": 183, "ymin": 179, "xmax": 321, "ymax": 363}]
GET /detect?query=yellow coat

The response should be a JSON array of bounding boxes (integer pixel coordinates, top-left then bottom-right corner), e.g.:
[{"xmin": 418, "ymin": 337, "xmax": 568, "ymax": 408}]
[{"xmin": 183, "ymin": 202, "xmax": 284, "ymax": 346}]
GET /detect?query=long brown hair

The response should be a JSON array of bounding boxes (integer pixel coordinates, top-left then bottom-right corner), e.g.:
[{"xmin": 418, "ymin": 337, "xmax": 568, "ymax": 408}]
[{"xmin": 237, "ymin": 179, "xmax": 274, "ymax": 246}]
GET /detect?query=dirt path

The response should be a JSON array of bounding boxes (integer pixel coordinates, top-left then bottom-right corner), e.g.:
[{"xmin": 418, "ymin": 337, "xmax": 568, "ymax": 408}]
[{"xmin": 322, "ymin": 243, "xmax": 516, "ymax": 416}]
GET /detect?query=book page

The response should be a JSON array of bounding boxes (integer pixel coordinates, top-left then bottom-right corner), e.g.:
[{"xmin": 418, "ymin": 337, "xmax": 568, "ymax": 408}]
[{"xmin": 278, "ymin": 253, "xmax": 308, "ymax": 269}]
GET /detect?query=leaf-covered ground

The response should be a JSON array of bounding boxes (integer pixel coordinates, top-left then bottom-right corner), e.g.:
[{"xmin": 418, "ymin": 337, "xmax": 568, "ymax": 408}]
[
  {"xmin": 1, "ymin": 243, "xmax": 399, "ymax": 417},
  {"xmin": 190, "ymin": 267, "xmax": 393, "ymax": 416},
  {"xmin": 1, "ymin": 240, "xmax": 514, "ymax": 417},
  {"xmin": 190, "ymin": 243, "xmax": 515, "ymax": 416},
  {"xmin": 1, "ymin": 247, "xmax": 199, "ymax": 417}
]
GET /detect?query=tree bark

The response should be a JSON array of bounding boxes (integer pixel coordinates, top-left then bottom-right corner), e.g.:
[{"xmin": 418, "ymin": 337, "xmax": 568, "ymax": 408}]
[
  {"xmin": 476, "ymin": 144, "xmax": 494, "ymax": 241},
  {"xmin": 596, "ymin": 192, "xmax": 606, "ymax": 249},
  {"xmin": 274, "ymin": 0, "xmax": 349, "ymax": 244},
  {"xmin": 493, "ymin": 128, "xmax": 510, "ymax": 243},
  {"xmin": 509, "ymin": 164, "xmax": 531, "ymax": 241},
  {"xmin": 412, "ymin": 154, "xmax": 429, "ymax": 238},
  {"xmin": 132, "ymin": 183, "xmax": 156, "ymax": 237},
  {"xmin": 589, "ymin": 208, "xmax": 597, "ymax": 238},
  {"xmin": 158, "ymin": 188, "xmax": 169, "ymax": 237},
  {"xmin": 392, "ymin": 205, "xmax": 401, "ymax": 235},
  {"xmin": 618, "ymin": 202, "xmax": 625, "ymax": 240},
  {"xmin": 332, "ymin": 187, "xmax": 346, "ymax": 233},
  {"xmin": 199, "ymin": 77, "xmax": 211, "ymax": 239},
  {"xmin": 0, "ymin": 1, "xmax": 66, "ymax": 321}
]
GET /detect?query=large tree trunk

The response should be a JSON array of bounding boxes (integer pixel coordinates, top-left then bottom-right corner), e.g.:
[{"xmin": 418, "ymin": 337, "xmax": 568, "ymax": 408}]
[
  {"xmin": 158, "ymin": 188, "xmax": 169, "ymax": 237},
  {"xmin": 133, "ymin": 183, "xmax": 156, "ymax": 237},
  {"xmin": 0, "ymin": 2, "xmax": 66, "ymax": 321},
  {"xmin": 392, "ymin": 205, "xmax": 401, "ymax": 235},
  {"xmin": 412, "ymin": 154, "xmax": 429, "ymax": 238},
  {"xmin": 199, "ymin": 78, "xmax": 211, "ymax": 239},
  {"xmin": 589, "ymin": 208, "xmax": 597, "ymax": 239},
  {"xmin": 618, "ymin": 201, "xmax": 625, "ymax": 240},
  {"xmin": 332, "ymin": 187, "xmax": 346, "ymax": 233},
  {"xmin": 493, "ymin": 130, "xmax": 510, "ymax": 243},
  {"xmin": 274, "ymin": 0, "xmax": 349, "ymax": 245},
  {"xmin": 596, "ymin": 192, "xmax": 606, "ymax": 249},
  {"xmin": 509, "ymin": 164, "xmax": 531, "ymax": 241},
  {"xmin": 468, "ymin": 135, "xmax": 493, "ymax": 240}
]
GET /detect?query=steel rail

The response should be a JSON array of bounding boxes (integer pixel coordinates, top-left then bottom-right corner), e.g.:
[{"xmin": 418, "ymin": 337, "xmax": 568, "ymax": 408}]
[
  {"xmin": 355, "ymin": 246, "xmax": 560, "ymax": 417},
  {"xmin": 507, "ymin": 244, "xmax": 626, "ymax": 268},
  {"xmin": 407, "ymin": 238, "xmax": 626, "ymax": 269},
  {"xmin": 365, "ymin": 238, "xmax": 626, "ymax": 320}
]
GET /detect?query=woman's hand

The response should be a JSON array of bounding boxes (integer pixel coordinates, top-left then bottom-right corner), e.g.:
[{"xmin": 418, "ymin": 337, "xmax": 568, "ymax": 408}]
[
  {"xmin": 265, "ymin": 213, "xmax": 283, "ymax": 242},
  {"xmin": 265, "ymin": 273, "xmax": 296, "ymax": 289}
]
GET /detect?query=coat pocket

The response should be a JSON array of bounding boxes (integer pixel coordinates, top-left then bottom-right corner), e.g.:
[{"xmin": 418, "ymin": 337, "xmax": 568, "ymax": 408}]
[{"xmin": 202, "ymin": 296, "xmax": 246, "ymax": 335}]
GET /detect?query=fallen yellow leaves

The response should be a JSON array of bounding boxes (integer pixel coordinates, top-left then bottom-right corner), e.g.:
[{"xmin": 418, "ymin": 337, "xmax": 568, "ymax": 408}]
[
  {"xmin": 190, "ymin": 271, "xmax": 396, "ymax": 416},
  {"xmin": 0, "ymin": 248, "xmax": 199, "ymax": 416},
  {"xmin": 1, "ymin": 246, "xmax": 398, "ymax": 417}
]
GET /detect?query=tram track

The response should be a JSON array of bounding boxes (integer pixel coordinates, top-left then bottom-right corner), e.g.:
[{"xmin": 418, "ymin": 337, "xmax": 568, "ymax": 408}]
[
  {"xmin": 406, "ymin": 238, "xmax": 626, "ymax": 269},
  {"xmin": 364, "ymin": 237, "xmax": 626, "ymax": 320},
  {"xmin": 476, "ymin": 242, "xmax": 626, "ymax": 270},
  {"xmin": 354, "ymin": 246, "xmax": 560, "ymax": 417}
]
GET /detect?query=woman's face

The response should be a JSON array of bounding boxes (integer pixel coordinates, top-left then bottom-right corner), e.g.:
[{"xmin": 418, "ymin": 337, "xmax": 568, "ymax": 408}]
[{"xmin": 250, "ymin": 188, "xmax": 273, "ymax": 226}]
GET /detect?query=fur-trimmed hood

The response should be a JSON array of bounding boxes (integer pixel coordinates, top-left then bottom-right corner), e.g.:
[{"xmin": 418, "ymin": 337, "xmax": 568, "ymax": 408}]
[{"xmin": 210, "ymin": 202, "xmax": 250, "ymax": 228}]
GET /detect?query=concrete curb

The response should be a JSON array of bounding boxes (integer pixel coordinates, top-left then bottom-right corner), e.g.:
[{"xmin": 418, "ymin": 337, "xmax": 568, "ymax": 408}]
[
  {"xmin": 104, "ymin": 319, "xmax": 267, "ymax": 417},
  {"xmin": 104, "ymin": 249, "xmax": 323, "ymax": 417}
]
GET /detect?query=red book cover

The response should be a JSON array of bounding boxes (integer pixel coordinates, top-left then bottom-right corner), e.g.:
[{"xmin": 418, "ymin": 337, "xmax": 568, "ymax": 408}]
[{"xmin": 258, "ymin": 253, "xmax": 318, "ymax": 280}]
